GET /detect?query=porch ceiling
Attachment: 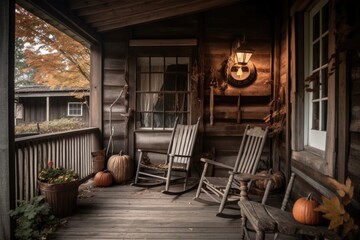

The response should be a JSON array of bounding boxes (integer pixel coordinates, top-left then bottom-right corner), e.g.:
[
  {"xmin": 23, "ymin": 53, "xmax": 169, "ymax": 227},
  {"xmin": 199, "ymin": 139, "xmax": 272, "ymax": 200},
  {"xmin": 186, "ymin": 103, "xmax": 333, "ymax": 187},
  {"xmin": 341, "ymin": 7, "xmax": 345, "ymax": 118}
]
[{"xmin": 69, "ymin": 0, "xmax": 242, "ymax": 32}]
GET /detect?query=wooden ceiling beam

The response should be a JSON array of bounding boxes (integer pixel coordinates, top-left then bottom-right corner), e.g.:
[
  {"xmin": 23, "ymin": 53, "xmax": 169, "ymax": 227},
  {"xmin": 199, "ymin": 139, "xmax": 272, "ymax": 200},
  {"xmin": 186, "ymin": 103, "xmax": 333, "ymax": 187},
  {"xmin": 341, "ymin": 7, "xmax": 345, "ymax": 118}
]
[
  {"xmin": 70, "ymin": 0, "xmax": 118, "ymax": 10},
  {"xmin": 17, "ymin": 0, "xmax": 101, "ymax": 45},
  {"xmin": 90, "ymin": 0, "xmax": 240, "ymax": 32}
]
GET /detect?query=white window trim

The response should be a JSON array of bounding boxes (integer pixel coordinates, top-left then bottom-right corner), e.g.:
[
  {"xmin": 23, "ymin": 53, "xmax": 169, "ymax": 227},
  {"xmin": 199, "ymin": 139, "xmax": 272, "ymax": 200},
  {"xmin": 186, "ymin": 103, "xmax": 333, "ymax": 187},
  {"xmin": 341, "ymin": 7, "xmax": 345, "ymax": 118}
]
[
  {"xmin": 291, "ymin": 0, "xmax": 336, "ymax": 177},
  {"xmin": 304, "ymin": 0, "xmax": 329, "ymax": 151},
  {"xmin": 67, "ymin": 102, "xmax": 83, "ymax": 117}
]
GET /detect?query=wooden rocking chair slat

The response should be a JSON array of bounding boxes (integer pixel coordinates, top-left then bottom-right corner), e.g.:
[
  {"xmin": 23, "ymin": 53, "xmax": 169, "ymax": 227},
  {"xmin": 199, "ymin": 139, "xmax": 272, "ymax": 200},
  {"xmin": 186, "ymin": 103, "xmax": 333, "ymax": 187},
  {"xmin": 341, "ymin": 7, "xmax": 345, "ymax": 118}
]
[
  {"xmin": 194, "ymin": 125, "xmax": 269, "ymax": 215},
  {"xmin": 133, "ymin": 117, "xmax": 200, "ymax": 194}
]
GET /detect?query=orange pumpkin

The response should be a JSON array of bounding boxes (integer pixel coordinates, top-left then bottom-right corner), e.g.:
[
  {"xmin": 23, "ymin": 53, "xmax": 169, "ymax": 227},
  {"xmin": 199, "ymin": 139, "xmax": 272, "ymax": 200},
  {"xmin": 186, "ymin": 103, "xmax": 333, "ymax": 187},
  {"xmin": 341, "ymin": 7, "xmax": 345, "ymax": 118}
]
[
  {"xmin": 107, "ymin": 154, "xmax": 132, "ymax": 183},
  {"xmin": 94, "ymin": 170, "xmax": 113, "ymax": 187},
  {"xmin": 292, "ymin": 193, "xmax": 321, "ymax": 225}
]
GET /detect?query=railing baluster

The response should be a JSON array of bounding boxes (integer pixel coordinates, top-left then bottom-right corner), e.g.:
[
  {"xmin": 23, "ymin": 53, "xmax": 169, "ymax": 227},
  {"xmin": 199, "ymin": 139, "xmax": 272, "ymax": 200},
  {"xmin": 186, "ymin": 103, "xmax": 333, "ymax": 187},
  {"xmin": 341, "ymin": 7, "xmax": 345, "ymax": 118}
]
[{"xmin": 14, "ymin": 128, "xmax": 100, "ymax": 203}]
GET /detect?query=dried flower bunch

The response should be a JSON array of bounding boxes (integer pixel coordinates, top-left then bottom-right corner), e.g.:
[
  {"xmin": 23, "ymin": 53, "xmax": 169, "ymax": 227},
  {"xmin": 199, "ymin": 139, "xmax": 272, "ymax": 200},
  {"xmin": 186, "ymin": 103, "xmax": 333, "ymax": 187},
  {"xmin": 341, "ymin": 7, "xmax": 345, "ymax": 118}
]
[
  {"xmin": 314, "ymin": 177, "xmax": 358, "ymax": 238},
  {"xmin": 38, "ymin": 161, "xmax": 79, "ymax": 184}
]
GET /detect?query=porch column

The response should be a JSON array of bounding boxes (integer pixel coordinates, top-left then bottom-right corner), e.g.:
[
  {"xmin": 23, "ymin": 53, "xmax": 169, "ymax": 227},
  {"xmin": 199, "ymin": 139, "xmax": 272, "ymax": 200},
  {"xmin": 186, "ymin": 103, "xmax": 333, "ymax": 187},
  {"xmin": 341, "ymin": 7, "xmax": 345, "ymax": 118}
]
[
  {"xmin": 46, "ymin": 96, "xmax": 50, "ymax": 122},
  {"xmin": 0, "ymin": 0, "xmax": 16, "ymax": 239},
  {"xmin": 90, "ymin": 44, "xmax": 102, "ymax": 150}
]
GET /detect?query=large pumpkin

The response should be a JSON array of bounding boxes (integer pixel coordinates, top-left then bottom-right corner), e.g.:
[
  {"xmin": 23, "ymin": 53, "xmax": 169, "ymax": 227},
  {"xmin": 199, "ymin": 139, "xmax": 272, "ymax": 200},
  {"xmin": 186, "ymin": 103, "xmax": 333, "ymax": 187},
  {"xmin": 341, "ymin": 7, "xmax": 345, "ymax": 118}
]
[
  {"xmin": 255, "ymin": 169, "xmax": 284, "ymax": 190},
  {"xmin": 292, "ymin": 193, "xmax": 321, "ymax": 225},
  {"xmin": 94, "ymin": 170, "xmax": 113, "ymax": 187},
  {"xmin": 107, "ymin": 154, "xmax": 132, "ymax": 183}
]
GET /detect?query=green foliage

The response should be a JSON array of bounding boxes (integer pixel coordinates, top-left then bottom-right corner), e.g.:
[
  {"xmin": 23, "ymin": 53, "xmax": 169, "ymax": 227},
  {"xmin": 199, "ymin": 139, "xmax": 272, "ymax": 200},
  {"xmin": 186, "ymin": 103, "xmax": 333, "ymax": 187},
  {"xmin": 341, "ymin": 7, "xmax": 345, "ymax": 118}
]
[
  {"xmin": 15, "ymin": 37, "xmax": 36, "ymax": 87},
  {"xmin": 38, "ymin": 167, "xmax": 79, "ymax": 184},
  {"xmin": 15, "ymin": 118, "xmax": 87, "ymax": 135},
  {"xmin": 9, "ymin": 196, "xmax": 59, "ymax": 240}
]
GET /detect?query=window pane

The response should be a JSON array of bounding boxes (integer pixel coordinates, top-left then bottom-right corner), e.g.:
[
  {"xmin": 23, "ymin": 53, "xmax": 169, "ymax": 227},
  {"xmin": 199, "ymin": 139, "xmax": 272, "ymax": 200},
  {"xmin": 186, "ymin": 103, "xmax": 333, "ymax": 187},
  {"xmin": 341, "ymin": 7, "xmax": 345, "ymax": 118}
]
[
  {"xmin": 322, "ymin": 36, "xmax": 328, "ymax": 64},
  {"xmin": 165, "ymin": 113, "xmax": 176, "ymax": 128},
  {"xmin": 322, "ymin": 3, "xmax": 329, "ymax": 33},
  {"xmin": 321, "ymin": 100, "xmax": 327, "ymax": 131},
  {"xmin": 177, "ymin": 93, "xmax": 188, "ymax": 111},
  {"xmin": 312, "ymin": 71, "xmax": 320, "ymax": 100},
  {"xmin": 178, "ymin": 113, "xmax": 188, "ymax": 125},
  {"xmin": 312, "ymin": 102, "xmax": 319, "ymax": 130},
  {"xmin": 137, "ymin": 73, "xmax": 149, "ymax": 91},
  {"xmin": 151, "ymin": 57, "xmax": 163, "ymax": 72},
  {"xmin": 321, "ymin": 68, "xmax": 328, "ymax": 97},
  {"xmin": 165, "ymin": 57, "xmax": 176, "ymax": 69},
  {"xmin": 137, "ymin": 57, "xmax": 149, "ymax": 72},
  {"xmin": 164, "ymin": 94, "xmax": 175, "ymax": 111},
  {"xmin": 312, "ymin": 41, "xmax": 320, "ymax": 70},
  {"xmin": 153, "ymin": 93, "xmax": 164, "ymax": 111},
  {"xmin": 178, "ymin": 57, "xmax": 190, "ymax": 69},
  {"xmin": 313, "ymin": 12, "xmax": 320, "ymax": 40},
  {"xmin": 154, "ymin": 113, "xmax": 164, "ymax": 128},
  {"xmin": 137, "ymin": 93, "xmax": 153, "ymax": 111},
  {"xmin": 150, "ymin": 73, "xmax": 163, "ymax": 91}
]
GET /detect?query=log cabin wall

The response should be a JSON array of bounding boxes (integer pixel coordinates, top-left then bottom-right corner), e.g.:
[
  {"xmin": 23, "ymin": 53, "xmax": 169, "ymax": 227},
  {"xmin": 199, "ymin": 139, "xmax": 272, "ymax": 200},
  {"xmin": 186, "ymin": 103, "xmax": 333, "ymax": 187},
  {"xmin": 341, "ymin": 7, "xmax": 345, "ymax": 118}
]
[
  {"xmin": 102, "ymin": 29, "xmax": 130, "ymax": 156},
  {"xmin": 285, "ymin": 0, "xmax": 360, "ymax": 216},
  {"xmin": 102, "ymin": 1, "xmax": 275, "ymax": 176},
  {"xmin": 349, "ymin": 51, "xmax": 360, "ymax": 206}
]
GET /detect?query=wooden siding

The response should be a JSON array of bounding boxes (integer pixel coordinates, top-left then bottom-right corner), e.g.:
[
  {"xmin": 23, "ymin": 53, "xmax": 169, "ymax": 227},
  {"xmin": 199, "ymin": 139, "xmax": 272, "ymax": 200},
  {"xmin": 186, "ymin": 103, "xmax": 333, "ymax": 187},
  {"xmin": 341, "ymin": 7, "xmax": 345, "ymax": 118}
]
[
  {"xmin": 349, "ymin": 53, "xmax": 360, "ymax": 202},
  {"xmin": 102, "ymin": 31, "xmax": 129, "ymax": 156},
  {"xmin": 16, "ymin": 96, "xmax": 89, "ymax": 124},
  {"xmin": 101, "ymin": 2, "xmax": 274, "ymax": 177}
]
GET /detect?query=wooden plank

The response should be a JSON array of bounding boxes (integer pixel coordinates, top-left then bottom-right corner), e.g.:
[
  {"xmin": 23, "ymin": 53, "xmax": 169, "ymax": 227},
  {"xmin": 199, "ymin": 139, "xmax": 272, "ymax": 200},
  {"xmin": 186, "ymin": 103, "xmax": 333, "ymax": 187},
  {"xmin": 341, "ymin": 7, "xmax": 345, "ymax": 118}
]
[
  {"xmin": 0, "ymin": 0, "xmax": 15, "ymax": 239},
  {"xmin": 129, "ymin": 39, "xmax": 197, "ymax": 47},
  {"xmin": 50, "ymin": 182, "xmax": 300, "ymax": 240}
]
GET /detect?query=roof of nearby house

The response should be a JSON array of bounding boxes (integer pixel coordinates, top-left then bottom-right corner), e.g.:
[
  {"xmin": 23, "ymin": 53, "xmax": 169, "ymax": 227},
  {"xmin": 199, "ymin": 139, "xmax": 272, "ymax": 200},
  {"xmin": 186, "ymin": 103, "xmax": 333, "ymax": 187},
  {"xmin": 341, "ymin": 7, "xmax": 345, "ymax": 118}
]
[{"xmin": 15, "ymin": 85, "xmax": 90, "ymax": 97}]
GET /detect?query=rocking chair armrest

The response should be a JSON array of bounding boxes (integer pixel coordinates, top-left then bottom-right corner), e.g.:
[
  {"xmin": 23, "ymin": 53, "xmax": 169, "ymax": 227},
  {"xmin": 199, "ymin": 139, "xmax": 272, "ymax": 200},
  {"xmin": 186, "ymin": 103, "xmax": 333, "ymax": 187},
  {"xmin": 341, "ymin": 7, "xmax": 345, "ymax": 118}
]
[
  {"xmin": 137, "ymin": 149, "xmax": 168, "ymax": 155},
  {"xmin": 168, "ymin": 153, "xmax": 191, "ymax": 158},
  {"xmin": 200, "ymin": 158, "xmax": 233, "ymax": 170},
  {"xmin": 232, "ymin": 172, "xmax": 273, "ymax": 182}
]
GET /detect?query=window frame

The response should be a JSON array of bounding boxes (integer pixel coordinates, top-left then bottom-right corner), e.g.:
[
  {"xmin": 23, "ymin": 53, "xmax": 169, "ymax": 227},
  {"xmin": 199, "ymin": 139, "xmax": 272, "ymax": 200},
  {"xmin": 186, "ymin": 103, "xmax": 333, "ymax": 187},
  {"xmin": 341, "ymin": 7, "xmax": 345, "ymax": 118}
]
[
  {"xmin": 129, "ymin": 46, "xmax": 195, "ymax": 131},
  {"xmin": 304, "ymin": 0, "xmax": 329, "ymax": 151},
  {"xmin": 291, "ymin": 0, "xmax": 336, "ymax": 176},
  {"xmin": 67, "ymin": 102, "xmax": 83, "ymax": 117}
]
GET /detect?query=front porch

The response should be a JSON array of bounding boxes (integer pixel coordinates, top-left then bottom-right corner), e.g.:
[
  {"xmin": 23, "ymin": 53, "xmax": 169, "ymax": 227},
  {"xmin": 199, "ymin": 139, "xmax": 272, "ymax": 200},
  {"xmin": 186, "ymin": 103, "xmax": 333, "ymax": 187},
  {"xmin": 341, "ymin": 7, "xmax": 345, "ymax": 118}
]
[{"xmin": 50, "ymin": 182, "xmax": 297, "ymax": 240}]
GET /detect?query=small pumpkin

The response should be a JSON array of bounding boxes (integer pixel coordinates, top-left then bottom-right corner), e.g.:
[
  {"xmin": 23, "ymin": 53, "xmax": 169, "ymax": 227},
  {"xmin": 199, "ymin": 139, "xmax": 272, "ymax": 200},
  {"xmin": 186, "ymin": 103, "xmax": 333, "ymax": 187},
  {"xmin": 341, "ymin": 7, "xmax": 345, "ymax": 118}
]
[
  {"xmin": 255, "ymin": 169, "xmax": 284, "ymax": 190},
  {"xmin": 292, "ymin": 193, "xmax": 322, "ymax": 225},
  {"xmin": 107, "ymin": 153, "xmax": 132, "ymax": 183},
  {"xmin": 94, "ymin": 170, "xmax": 113, "ymax": 187}
]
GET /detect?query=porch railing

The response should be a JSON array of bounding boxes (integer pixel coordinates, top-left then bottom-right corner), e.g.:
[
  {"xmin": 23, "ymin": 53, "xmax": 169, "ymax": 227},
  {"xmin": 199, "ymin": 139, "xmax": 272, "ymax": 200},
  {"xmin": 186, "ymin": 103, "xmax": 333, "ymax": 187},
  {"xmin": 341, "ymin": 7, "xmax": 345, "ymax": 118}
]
[{"xmin": 14, "ymin": 127, "xmax": 101, "ymax": 202}]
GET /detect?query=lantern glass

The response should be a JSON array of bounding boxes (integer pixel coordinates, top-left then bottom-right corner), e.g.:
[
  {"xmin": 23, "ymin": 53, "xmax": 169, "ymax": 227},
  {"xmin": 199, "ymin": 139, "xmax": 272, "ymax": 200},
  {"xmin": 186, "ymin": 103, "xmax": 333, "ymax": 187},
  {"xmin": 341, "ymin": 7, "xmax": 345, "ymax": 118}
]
[{"xmin": 235, "ymin": 48, "xmax": 253, "ymax": 64}]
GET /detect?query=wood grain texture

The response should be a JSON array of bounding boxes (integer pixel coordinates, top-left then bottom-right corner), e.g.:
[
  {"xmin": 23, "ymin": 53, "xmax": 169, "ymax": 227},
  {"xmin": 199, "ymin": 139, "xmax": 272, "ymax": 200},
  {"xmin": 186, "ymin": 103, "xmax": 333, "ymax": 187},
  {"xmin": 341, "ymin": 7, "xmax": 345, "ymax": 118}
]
[{"xmin": 50, "ymin": 184, "xmax": 298, "ymax": 240}]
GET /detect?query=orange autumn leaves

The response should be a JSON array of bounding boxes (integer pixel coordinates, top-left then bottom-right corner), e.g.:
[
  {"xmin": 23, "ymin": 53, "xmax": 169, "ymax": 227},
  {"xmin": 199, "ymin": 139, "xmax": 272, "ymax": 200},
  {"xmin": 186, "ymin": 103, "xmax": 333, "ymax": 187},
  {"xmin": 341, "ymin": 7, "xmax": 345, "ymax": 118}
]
[{"xmin": 314, "ymin": 177, "xmax": 357, "ymax": 238}]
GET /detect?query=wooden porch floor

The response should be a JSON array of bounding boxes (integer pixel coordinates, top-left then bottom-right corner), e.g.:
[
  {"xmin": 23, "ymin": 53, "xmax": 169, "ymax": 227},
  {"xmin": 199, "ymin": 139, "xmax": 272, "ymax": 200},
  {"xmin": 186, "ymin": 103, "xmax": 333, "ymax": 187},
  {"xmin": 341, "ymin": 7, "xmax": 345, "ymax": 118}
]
[{"xmin": 50, "ymin": 180, "xmax": 300, "ymax": 240}]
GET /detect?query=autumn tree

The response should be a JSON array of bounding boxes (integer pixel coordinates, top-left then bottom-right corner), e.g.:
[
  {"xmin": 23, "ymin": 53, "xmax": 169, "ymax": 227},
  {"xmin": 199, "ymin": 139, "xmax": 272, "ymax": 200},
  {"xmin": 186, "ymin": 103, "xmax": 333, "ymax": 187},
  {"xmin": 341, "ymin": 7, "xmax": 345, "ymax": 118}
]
[
  {"xmin": 15, "ymin": 5, "xmax": 90, "ymax": 89},
  {"xmin": 14, "ymin": 37, "xmax": 36, "ymax": 87}
]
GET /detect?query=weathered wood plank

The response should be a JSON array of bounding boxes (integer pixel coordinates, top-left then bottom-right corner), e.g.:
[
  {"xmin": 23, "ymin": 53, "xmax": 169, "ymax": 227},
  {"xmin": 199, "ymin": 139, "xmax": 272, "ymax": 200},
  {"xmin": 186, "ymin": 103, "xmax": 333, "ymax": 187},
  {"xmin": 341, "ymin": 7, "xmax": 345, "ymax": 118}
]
[{"xmin": 51, "ymin": 183, "xmax": 298, "ymax": 240}]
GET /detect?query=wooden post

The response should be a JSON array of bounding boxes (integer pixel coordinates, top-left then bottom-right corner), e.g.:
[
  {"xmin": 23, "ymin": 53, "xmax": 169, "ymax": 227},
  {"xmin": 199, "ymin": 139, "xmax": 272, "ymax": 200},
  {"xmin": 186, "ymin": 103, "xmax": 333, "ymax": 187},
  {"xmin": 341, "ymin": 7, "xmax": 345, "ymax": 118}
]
[
  {"xmin": 46, "ymin": 96, "xmax": 50, "ymax": 122},
  {"xmin": 236, "ymin": 93, "xmax": 241, "ymax": 123},
  {"xmin": 0, "ymin": 0, "xmax": 15, "ymax": 239},
  {"xmin": 210, "ymin": 86, "xmax": 214, "ymax": 125}
]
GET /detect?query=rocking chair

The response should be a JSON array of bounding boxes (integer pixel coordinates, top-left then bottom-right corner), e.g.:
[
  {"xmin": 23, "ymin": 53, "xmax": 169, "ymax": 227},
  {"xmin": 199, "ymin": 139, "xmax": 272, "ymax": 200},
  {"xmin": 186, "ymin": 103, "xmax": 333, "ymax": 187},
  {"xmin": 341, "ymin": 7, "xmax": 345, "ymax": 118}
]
[
  {"xmin": 132, "ymin": 117, "xmax": 200, "ymax": 194},
  {"xmin": 194, "ymin": 125, "xmax": 268, "ymax": 216}
]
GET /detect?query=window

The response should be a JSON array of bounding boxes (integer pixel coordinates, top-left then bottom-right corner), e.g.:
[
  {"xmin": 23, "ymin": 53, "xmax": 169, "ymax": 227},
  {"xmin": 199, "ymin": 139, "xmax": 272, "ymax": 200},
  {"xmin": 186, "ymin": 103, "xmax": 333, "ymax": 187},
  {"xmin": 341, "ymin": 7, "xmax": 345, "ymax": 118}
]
[
  {"xmin": 304, "ymin": 0, "xmax": 329, "ymax": 151},
  {"xmin": 68, "ymin": 102, "xmax": 83, "ymax": 116},
  {"xmin": 15, "ymin": 103, "xmax": 24, "ymax": 119},
  {"xmin": 136, "ymin": 56, "xmax": 190, "ymax": 129}
]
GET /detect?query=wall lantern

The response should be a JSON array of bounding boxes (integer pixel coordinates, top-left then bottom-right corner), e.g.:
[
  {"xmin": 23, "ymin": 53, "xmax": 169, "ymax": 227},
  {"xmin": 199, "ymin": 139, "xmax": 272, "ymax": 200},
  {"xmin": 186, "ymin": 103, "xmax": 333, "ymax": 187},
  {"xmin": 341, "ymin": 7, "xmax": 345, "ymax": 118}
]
[
  {"xmin": 235, "ymin": 44, "xmax": 254, "ymax": 65},
  {"xmin": 225, "ymin": 37, "xmax": 257, "ymax": 88}
]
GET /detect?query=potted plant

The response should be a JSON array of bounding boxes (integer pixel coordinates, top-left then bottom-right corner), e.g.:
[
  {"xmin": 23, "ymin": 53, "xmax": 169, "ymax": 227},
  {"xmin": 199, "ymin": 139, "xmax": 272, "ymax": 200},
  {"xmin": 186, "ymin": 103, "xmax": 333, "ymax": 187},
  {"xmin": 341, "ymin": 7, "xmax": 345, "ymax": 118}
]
[
  {"xmin": 37, "ymin": 161, "xmax": 80, "ymax": 218},
  {"xmin": 9, "ymin": 195, "xmax": 60, "ymax": 240}
]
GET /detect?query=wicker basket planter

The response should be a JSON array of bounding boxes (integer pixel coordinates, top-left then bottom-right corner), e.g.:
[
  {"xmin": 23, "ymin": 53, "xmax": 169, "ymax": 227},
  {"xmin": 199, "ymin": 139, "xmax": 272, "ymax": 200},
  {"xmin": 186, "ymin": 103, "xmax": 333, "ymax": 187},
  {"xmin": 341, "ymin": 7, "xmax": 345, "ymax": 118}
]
[{"xmin": 38, "ymin": 180, "xmax": 80, "ymax": 218}]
